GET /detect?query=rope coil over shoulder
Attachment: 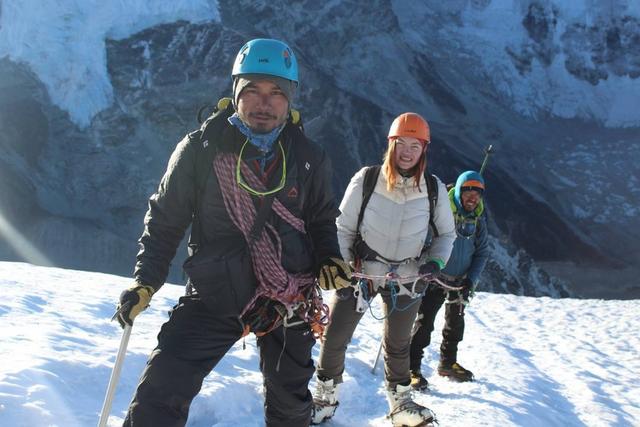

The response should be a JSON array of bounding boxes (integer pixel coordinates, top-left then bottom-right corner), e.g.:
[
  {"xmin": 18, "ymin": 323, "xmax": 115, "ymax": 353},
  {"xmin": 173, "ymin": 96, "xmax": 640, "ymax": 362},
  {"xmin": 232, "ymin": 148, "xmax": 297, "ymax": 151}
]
[{"xmin": 213, "ymin": 152, "xmax": 329, "ymax": 338}]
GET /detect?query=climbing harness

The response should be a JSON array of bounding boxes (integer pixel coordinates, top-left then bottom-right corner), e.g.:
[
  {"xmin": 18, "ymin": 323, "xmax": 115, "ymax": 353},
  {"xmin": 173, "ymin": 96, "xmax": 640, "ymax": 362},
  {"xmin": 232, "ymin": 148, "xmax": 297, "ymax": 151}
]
[{"xmin": 348, "ymin": 271, "xmax": 463, "ymax": 320}]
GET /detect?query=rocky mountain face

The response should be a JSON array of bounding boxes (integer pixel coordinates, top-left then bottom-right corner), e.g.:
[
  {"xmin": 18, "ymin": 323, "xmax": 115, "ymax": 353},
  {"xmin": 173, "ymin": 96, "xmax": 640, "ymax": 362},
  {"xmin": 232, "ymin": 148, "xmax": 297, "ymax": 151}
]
[{"xmin": 1, "ymin": 0, "xmax": 638, "ymax": 298}]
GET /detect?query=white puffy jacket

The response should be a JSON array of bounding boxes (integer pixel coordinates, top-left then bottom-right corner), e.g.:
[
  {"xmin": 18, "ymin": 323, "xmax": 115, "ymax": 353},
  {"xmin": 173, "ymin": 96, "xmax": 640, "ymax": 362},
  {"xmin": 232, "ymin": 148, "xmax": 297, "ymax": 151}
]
[{"xmin": 337, "ymin": 167, "xmax": 456, "ymax": 287}]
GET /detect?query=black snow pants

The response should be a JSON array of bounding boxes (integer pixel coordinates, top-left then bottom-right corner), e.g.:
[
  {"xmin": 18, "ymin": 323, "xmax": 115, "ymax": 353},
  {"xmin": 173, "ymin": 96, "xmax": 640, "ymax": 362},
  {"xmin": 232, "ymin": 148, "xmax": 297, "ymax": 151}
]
[
  {"xmin": 409, "ymin": 283, "xmax": 466, "ymax": 371},
  {"xmin": 122, "ymin": 295, "xmax": 316, "ymax": 427}
]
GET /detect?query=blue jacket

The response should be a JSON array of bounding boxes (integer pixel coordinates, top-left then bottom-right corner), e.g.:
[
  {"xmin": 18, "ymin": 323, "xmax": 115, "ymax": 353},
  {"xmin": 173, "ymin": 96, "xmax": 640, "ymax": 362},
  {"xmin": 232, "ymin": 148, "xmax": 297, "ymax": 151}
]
[{"xmin": 442, "ymin": 188, "xmax": 489, "ymax": 287}]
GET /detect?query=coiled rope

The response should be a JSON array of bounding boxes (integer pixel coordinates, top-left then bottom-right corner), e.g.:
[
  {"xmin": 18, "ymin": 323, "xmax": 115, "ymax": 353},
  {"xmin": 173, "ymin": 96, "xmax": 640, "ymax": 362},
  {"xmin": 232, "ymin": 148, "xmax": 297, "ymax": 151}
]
[{"xmin": 214, "ymin": 153, "xmax": 329, "ymax": 336}]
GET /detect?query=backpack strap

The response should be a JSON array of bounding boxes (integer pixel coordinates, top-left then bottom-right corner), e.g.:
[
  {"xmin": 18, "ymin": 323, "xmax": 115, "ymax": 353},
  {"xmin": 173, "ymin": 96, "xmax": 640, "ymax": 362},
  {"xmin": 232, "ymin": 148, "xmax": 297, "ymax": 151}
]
[
  {"xmin": 425, "ymin": 171, "xmax": 439, "ymax": 238},
  {"xmin": 353, "ymin": 166, "xmax": 440, "ymax": 263},
  {"xmin": 356, "ymin": 166, "xmax": 439, "ymax": 236},
  {"xmin": 283, "ymin": 113, "xmax": 314, "ymax": 183},
  {"xmin": 352, "ymin": 165, "xmax": 385, "ymax": 263},
  {"xmin": 354, "ymin": 165, "xmax": 440, "ymax": 260},
  {"xmin": 188, "ymin": 98, "xmax": 235, "ymax": 253},
  {"xmin": 356, "ymin": 165, "xmax": 381, "ymax": 234}
]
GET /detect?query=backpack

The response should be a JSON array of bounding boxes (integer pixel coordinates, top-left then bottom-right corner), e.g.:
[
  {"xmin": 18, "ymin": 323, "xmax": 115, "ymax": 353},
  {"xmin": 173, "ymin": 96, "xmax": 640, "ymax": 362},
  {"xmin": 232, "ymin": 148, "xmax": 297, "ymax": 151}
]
[{"xmin": 352, "ymin": 165, "xmax": 440, "ymax": 263}]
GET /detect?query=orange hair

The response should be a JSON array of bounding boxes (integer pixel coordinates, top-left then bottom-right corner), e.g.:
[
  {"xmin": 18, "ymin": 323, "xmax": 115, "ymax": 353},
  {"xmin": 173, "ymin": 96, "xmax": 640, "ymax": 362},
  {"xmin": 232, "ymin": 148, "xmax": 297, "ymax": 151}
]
[{"xmin": 381, "ymin": 138, "xmax": 427, "ymax": 193}]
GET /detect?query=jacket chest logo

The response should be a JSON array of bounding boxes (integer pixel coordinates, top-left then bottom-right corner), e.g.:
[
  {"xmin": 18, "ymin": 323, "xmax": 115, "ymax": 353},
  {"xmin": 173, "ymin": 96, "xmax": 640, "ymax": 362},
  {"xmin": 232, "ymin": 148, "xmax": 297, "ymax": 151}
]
[{"xmin": 287, "ymin": 186, "xmax": 299, "ymax": 198}]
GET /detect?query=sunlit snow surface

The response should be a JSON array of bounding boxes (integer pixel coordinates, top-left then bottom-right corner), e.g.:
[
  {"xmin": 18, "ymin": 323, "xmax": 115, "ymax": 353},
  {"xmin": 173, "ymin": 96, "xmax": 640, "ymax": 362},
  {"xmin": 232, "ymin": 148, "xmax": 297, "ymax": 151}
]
[{"xmin": 0, "ymin": 262, "xmax": 638, "ymax": 426}]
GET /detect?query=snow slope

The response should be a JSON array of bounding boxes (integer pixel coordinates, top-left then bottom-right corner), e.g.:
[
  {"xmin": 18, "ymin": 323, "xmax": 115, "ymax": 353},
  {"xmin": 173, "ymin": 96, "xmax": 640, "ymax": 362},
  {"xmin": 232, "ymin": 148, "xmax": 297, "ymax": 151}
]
[{"xmin": 0, "ymin": 262, "xmax": 638, "ymax": 426}]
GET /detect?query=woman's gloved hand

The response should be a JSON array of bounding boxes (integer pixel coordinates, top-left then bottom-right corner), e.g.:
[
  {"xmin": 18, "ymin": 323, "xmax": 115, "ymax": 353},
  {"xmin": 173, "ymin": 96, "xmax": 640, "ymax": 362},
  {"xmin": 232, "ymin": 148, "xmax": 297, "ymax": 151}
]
[{"xmin": 317, "ymin": 257, "xmax": 353, "ymax": 290}]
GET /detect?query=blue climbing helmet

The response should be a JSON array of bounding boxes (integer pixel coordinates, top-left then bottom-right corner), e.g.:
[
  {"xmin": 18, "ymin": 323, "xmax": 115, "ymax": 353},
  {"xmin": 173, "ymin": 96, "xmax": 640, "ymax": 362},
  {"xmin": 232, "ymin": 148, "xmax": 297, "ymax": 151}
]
[
  {"xmin": 232, "ymin": 38, "xmax": 298, "ymax": 84},
  {"xmin": 454, "ymin": 170, "xmax": 485, "ymax": 209}
]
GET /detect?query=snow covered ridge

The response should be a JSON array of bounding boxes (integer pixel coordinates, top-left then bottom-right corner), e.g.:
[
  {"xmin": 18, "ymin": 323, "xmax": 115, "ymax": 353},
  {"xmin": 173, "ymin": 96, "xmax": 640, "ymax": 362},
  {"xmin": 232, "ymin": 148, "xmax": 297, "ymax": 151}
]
[
  {"xmin": 395, "ymin": 0, "xmax": 640, "ymax": 127},
  {"xmin": 1, "ymin": 0, "xmax": 639, "ymax": 129},
  {"xmin": 480, "ymin": 236, "xmax": 570, "ymax": 297},
  {"xmin": 0, "ymin": 0, "xmax": 219, "ymax": 128},
  {"xmin": 1, "ymin": 262, "xmax": 638, "ymax": 426}
]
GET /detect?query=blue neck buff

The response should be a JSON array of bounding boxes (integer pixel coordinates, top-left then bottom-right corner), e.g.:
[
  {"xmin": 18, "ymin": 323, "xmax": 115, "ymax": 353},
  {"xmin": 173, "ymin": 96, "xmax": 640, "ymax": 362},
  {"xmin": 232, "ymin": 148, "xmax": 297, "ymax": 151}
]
[{"xmin": 228, "ymin": 113, "xmax": 285, "ymax": 153}]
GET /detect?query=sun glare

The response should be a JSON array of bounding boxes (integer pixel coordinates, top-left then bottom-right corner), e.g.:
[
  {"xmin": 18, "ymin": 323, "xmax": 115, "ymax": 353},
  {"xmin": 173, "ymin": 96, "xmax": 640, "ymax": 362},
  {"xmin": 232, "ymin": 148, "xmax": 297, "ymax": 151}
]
[{"xmin": 0, "ymin": 209, "xmax": 53, "ymax": 266}]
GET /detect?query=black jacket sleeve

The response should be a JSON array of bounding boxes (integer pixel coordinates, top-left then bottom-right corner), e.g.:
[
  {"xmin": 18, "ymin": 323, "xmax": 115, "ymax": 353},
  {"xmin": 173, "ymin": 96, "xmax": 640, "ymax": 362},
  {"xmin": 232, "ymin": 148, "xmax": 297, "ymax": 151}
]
[
  {"xmin": 304, "ymin": 146, "xmax": 342, "ymax": 269},
  {"xmin": 134, "ymin": 136, "xmax": 197, "ymax": 290}
]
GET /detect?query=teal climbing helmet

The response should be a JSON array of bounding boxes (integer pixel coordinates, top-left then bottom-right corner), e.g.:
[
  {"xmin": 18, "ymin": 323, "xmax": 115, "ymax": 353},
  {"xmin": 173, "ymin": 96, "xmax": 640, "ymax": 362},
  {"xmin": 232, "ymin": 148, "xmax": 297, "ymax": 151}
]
[{"xmin": 232, "ymin": 38, "xmax": 298, "ymax": 84}]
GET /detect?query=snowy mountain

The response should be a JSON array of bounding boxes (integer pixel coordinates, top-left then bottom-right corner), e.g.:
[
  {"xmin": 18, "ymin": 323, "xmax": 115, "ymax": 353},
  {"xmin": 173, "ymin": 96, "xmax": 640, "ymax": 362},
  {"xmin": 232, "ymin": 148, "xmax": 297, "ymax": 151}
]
[
  {"xmin": 1, "ymin": 0, "xmax": 639, "ymax": 298},
  {"xmin": 1, "ymin": 262, "xmax": 638, "ymax": 426}
]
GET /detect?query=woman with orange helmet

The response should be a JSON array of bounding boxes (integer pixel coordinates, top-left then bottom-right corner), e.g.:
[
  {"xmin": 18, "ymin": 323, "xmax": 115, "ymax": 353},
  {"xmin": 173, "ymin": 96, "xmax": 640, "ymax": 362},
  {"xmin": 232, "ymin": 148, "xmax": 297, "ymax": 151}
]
[{"xmin": 311, "ymin": 113, "xmax": 456, "ymax": 427}]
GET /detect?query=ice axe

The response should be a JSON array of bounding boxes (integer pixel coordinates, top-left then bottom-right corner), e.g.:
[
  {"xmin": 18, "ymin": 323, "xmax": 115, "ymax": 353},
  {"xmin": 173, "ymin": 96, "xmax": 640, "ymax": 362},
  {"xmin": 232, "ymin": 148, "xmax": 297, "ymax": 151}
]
[
  {"xmin": 371, "ymin": 340, "xmax": 383, "ymax": 374},
  {"xmin": 97, "ymin": 302, "xmax": 132, "ymax": 427},
  {"xmin": 479, "ymin": 144, "xmax": 494, "ymax": 176}
]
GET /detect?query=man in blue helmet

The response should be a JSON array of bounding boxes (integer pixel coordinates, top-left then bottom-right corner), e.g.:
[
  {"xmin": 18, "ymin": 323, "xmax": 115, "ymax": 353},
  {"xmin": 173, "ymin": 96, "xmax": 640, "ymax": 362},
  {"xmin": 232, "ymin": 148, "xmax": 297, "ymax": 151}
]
[
  {"xmin": 116, "ymin": 38, "xmax": 352, "ymax": 426},
  {"xmin": 408, "ymin": 171, "xmax": 489, "ymax": 387}
]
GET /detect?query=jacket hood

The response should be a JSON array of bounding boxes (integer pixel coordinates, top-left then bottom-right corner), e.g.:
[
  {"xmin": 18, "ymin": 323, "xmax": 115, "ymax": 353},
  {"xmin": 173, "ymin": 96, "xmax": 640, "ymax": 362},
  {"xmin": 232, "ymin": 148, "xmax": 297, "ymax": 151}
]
[
  {"xmin": 449, "ymin": 187, "xmax": 484, "ymax": 217},
  {"xmin": 453, "ymin": 171, "xmax": 485, "ymax": 211}
]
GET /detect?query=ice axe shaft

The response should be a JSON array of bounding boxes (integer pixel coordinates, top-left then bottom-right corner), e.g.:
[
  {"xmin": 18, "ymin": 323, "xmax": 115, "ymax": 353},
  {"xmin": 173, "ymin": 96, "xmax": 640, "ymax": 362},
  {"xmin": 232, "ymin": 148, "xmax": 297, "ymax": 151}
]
[
  {"xmin": 479, "ymin": 145, "xmax": 494, "ymax": 176},
  {"xmin": 98, "ymin": 304, "xmax": 132, "ymax": 427},
  {"xmin": 98, "ymin": 324, "xmax": 131, "ymax": 427},
  {"xmin": 371, "ymin": 340, "xmax": 383, "ymax": 374}
]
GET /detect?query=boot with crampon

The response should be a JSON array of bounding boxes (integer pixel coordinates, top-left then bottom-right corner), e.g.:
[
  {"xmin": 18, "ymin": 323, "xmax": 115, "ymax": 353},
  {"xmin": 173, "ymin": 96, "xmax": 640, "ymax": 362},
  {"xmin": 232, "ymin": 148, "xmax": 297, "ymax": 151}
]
[
  {"xmin": 386, "ymin": 383, "xmax": 437, "ymax": 427},
  {"xmin": 311, "ymin": 376, "xmax": 339, "ymax": 424}
]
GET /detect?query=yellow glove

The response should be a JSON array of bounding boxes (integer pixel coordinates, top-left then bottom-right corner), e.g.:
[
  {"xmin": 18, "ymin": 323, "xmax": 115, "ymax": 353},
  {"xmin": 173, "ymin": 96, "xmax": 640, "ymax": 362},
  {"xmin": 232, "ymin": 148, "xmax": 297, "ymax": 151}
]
[
  {"xmin": 116, "ymin": 283, "xmax": 155, "ymax": 328},
  {"xmin": 317, "ymin": 257, "xmax": 352, "ymax": 290}
]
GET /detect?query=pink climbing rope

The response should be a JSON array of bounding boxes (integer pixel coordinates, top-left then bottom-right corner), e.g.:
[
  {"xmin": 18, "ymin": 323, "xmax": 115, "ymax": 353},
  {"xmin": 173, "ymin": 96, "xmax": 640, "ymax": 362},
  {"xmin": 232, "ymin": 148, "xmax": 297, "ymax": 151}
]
[{"xmin": 213, "ymin": 152, "xmax": 315, "ymax": 315}]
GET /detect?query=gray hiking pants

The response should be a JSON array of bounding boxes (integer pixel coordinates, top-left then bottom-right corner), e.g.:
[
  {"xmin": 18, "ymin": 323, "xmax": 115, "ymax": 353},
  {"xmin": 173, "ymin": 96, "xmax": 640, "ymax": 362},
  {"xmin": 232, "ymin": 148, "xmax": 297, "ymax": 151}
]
[{"xmin": 316, "ymin": 286, "xmax": 421, "ymax": 388}]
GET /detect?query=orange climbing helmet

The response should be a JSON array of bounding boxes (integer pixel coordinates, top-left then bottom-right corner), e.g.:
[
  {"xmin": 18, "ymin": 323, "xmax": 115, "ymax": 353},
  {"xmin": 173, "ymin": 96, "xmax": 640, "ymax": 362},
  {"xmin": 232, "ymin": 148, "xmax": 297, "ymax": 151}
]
[{"xmin": 387, "ymin": 112, "xmax": 430, "ymax": 143}]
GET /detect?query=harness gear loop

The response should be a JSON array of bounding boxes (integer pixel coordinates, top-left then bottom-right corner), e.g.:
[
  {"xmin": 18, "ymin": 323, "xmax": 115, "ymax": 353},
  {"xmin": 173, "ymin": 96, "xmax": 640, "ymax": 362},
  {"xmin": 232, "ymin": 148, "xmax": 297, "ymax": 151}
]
[{"xmin": 347, "ymin": 271, "xmax": 464, "ymax": 321}]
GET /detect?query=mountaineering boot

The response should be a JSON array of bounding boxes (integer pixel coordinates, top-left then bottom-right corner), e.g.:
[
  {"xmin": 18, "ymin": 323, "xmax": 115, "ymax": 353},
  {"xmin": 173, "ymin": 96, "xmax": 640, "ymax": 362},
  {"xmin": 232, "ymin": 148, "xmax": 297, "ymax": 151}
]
[
  {"xmin": 386, "ymin": 383, "xmax": 437, "ymax": 427},
  {"xmin": 437, "ymin": 361, "xmax": 474, "ymax": 382},
  {"xmin": 311, "ymin": 376, "xmax": 339, "ymax": 424},
  {"xmin": 410, "ymin": 370, "xmax": 429, "ymax": 391}
]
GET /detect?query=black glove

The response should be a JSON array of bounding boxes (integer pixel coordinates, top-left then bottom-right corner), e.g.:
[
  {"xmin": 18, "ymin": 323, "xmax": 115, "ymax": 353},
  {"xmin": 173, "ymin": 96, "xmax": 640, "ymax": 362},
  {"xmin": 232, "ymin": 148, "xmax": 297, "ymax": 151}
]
[
  {"xmin": 317, "ymin": 257, "xmax": 352, "ymax": 290},
  {"xmin": 418, "ymin": 260, "xmax": 441, "ymax": 279},
  {"xmin": 116, "ymin": 283, "xmax": 155, "ymax": 328},
  {"xmin": 460, "ymin": 277, "xmax": 473, "ymax": 302}
]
